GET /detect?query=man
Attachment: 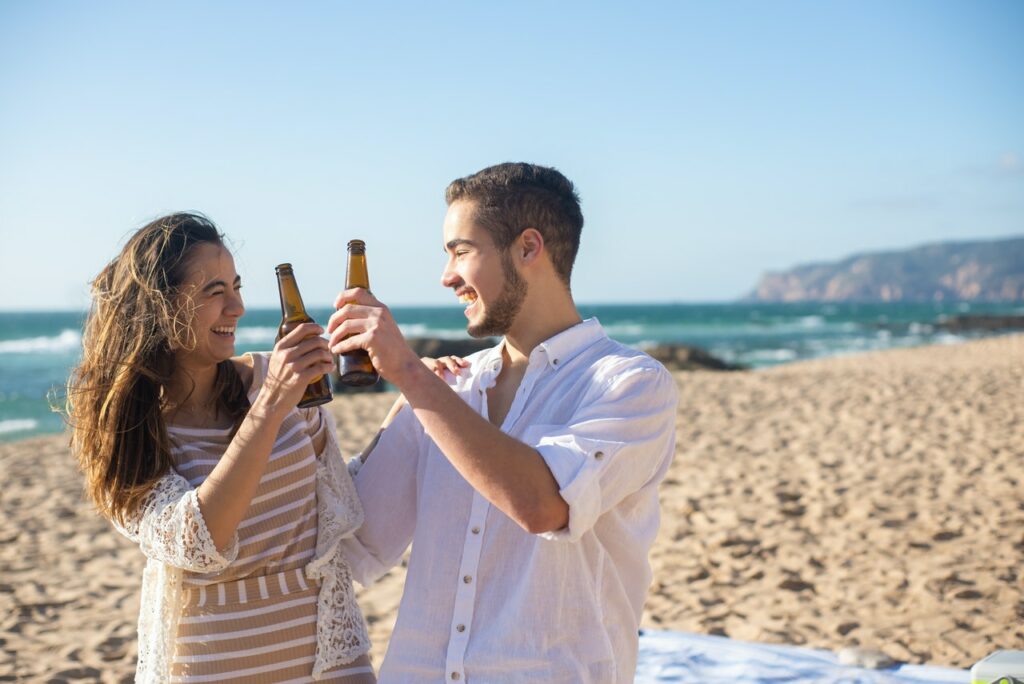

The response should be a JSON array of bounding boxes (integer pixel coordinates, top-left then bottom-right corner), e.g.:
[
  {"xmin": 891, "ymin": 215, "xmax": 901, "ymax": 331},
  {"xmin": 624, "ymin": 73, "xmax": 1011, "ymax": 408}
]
[{"xmin": 329, "ymin": 162, "xmax": 678, "ymax": 683}]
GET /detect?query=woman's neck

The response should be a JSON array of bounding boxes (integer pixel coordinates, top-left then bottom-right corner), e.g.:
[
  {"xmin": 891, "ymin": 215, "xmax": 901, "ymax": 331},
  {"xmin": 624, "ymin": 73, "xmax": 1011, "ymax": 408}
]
[{"xmin": 165, "ymin": 360, "xmax": 219, "ymax": 422}]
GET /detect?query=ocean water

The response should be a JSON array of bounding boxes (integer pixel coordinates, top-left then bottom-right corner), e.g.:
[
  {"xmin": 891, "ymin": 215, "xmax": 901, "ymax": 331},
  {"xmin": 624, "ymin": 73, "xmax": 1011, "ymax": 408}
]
[{"xmin": 2, "ymin": 301, "xmax": 1021, "ymax": 443}]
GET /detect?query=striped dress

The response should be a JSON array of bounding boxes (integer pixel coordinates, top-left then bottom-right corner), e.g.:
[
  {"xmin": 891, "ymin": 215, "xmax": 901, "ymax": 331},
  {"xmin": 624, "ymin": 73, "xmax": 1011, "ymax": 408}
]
[{"xmin": 167, "ymin": 355, "xmax": 374, "ymax": 683}]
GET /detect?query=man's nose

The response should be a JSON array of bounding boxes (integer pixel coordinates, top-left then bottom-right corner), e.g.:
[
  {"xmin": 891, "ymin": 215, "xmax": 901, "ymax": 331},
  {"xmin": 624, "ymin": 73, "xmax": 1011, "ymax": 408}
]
[{"xmin": 440, "ymin": 266, "xmax": 460, "ymax": 289}]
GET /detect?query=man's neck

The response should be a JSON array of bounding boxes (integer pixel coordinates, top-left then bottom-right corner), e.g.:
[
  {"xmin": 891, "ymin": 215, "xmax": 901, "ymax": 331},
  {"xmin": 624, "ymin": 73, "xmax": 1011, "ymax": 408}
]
[
  {"xmin": 502, "ymin": 296, "xmax": 582, "ymax": 368},
  {"xmin": 486, "ymin": 298, "xmax": 580, "ymax": 427}
]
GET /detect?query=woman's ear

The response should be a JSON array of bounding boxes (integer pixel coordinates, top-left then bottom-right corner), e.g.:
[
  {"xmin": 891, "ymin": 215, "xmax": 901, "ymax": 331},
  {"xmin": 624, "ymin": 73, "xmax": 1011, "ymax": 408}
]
[{"xmin": 517, "ymin": 228, "xmax": 544, "ymax": 264}]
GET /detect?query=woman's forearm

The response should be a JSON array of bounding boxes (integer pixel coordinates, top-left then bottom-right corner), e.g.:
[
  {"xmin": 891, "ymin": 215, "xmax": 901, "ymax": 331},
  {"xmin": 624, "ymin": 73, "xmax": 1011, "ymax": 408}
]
[{"xmin": 196, "ymin": 392, "xmax": 290, "ymax": 550}]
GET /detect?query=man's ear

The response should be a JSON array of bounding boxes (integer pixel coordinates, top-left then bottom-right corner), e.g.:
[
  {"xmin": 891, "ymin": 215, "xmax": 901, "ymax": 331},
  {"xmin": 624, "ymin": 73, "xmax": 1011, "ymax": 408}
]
[{"xmin": 517, "ymin": 228, "xmax": 545, "ymax": 265}]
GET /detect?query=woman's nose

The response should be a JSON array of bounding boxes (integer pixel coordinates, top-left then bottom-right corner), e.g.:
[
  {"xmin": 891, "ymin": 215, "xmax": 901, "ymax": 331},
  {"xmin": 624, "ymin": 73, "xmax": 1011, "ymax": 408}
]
[{"xmin": 227, "ymin": 290, "xmax": 245, "ymax": 317}]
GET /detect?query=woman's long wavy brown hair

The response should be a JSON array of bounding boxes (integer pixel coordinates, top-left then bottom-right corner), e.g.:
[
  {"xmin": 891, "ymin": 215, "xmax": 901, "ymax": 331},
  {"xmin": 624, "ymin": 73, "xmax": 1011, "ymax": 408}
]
[{"xmin": 66, "ymin": 213, "xmax": 249, "ymax": 525}]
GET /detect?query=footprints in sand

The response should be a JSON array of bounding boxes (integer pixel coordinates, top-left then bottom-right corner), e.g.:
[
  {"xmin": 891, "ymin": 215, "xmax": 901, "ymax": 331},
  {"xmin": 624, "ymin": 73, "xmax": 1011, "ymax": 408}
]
[
  {"xmin": 647, "ymin": 335, "xmax": 1024, "ymax": 667},
  {"xmin": 1, "ymin": 437, "xmax": 143, "ymax": 681}
]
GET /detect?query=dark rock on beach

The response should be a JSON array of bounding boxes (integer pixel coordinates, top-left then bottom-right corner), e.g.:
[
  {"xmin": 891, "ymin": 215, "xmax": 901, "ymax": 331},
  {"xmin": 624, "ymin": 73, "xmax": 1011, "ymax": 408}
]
[
  {"xmin": 934, "ymin": 314, "xmax": 1024, "ymax": 333},
  {"xmin": 330, "ymin": 337, "xmax": 741, "ymax": 390},
  {"xmin": 406, "ymin": 337, "xmax": 497, "ymax": 359},
  {"xmin": 645, "ymin": 344, "xmax": 747, "ymax": 372}
]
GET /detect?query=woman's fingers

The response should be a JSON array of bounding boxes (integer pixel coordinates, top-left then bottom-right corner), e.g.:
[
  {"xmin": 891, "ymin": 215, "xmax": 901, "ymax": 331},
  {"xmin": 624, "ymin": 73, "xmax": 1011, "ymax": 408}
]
[
  {"xmin": 275, "ymin": 322, "xmax": 324, "ymax": 350},
  {"xmin": 421, "ymin": 355, "xmax": 471, "ymax": 378},
  {"xmin": 440, "ymin": 355, "xmax": 469, "ymax": 374},
  {"xmin": 421, "ymin": 357, "xmax": 444, "ymax": 378},
  {"xmin": 268, "ymin": 324, "xmax": 335, "ymax": 402}
]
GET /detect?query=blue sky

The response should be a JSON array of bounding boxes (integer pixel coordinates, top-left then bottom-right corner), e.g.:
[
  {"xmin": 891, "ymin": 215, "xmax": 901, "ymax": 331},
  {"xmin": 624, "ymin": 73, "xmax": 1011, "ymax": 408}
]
[{"xmin": 1, "ymin": 1, "xmax": 1021, "ymax": 310}]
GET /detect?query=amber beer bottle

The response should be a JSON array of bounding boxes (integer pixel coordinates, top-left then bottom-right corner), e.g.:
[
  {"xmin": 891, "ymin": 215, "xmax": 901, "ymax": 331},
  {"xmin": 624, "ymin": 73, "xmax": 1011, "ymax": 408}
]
[
  {"xmin": 337, "ymin": 240, "xmax": 380, "ymax": 387},
  {"xmin": 274, "ymin": 263, "xmax": 333, "ymax": 408}
]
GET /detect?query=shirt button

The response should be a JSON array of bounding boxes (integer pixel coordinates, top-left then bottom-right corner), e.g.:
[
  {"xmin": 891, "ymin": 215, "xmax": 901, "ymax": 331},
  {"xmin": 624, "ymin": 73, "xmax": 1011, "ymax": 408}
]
[
  {"xmin": 595, "ymin": 451, "xmax": 604, "ymax": 460},
  {"xmin": 463, "ymin": 575, "xmax": 473, "ymax": 584},
  {"xmin": 451, "ymin": 673, "xmax": 461, "ymax": 680},
  {"xmin": 456, "ymin": 624, "xmax": 466, "ymax": 632},
  {"xmin": 471, "ymin": 526, "xmax": 480, "ymax": 534},
  {"xmin": 553, "ymin": 358, "xmax": 559, "ymax": 365}
]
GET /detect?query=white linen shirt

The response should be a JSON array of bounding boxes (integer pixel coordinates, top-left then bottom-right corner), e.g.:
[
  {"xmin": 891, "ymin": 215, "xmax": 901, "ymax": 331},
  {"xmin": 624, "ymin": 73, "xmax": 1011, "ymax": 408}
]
[{"xmin": 340, "ymin": 318, "xmax": 678, "ymax": 683}]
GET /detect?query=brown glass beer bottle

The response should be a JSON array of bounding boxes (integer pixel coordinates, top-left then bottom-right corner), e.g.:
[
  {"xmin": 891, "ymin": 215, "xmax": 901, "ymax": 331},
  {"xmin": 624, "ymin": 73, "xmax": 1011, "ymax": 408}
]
[
  {"xmin": 337, "ymin": 240, "xmax": 380, "ymax": 387},
  {"xmin": 274, "ymin": 263, "xmax": 333, "ymax": 408}
]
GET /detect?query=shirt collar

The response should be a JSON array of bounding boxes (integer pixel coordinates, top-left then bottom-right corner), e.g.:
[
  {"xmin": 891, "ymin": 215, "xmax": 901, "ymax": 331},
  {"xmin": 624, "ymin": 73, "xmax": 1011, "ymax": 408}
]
[
  {"xmin": 532, "ymin": 317, "xmax": 606, "ymax": 371},
  {"xmin": 477, "ymin": 318, "xmax": 607, "ymax": 379}
]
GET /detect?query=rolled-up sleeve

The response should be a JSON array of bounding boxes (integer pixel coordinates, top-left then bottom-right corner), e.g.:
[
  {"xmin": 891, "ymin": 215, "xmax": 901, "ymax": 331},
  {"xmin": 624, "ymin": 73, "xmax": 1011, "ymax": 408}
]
[{"xmin": 524, "ymin": 364, "xmax": 678, "ymax": 543}]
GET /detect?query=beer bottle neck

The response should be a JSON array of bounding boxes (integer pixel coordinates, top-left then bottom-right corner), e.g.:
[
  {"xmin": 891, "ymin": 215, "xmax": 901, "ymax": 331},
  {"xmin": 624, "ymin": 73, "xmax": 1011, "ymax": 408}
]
[
  {"xmin": 276, "ymin": 272, "xmax": 310, "ymax": 322},
  {"xmin": 345, "ymin": 254, "xmax": 370, "ymax": 290}
]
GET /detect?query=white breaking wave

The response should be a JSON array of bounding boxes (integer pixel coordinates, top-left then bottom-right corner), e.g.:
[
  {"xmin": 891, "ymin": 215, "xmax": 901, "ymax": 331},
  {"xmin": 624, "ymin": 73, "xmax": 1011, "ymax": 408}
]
[
  {"xmin": 0, "ymin": 419, "xmax": 38, "ymax": 435},
  {"xmin": 234, "ymin": 326, "xmax": 279, "ymax": 345},
  {"xmin": 740, "ymin": 348, "xmax": 799, "ymax": 363},
  {"xmin": 397, "ymin": 324, "xmax": 474, "ymax": 340},
  {"xmin": 935, "ymin": 333, "xmax": 967, "ymax": 346},
  {"xmin": 0, "ymin": 329, "xmax": 82, "ymax": 354},
  {"xmin": 601, "ymin": 323, "xmax": 647, "ymax": 337},
  {"xmin": 908, "ymin": 322, "xmax": 934, "ymax": 334}
]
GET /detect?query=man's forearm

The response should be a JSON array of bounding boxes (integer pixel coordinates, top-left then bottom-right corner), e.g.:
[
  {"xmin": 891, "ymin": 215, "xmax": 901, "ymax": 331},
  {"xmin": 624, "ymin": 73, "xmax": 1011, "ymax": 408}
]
[{"xmin": 397, "ymin": 362, "xmax": 569, "ymax": 533}]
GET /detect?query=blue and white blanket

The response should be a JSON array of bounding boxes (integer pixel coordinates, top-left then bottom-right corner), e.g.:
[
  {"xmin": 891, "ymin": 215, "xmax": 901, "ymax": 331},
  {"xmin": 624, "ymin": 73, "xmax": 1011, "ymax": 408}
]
[{"xmin": 635, "ymin": 630, "xmax": 969, "ymax": 683}]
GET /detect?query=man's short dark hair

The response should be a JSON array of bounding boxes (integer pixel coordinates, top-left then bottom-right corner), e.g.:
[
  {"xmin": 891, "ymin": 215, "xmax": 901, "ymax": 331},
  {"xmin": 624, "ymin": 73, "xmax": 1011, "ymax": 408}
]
[{"xmin": 445, "ymin": 162, "xmax": 584, "ymax": 286}]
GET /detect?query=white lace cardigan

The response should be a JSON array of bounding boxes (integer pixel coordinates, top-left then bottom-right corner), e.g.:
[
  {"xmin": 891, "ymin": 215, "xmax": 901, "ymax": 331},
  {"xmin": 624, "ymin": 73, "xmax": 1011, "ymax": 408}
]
[{"xmin": 112, "ymin": 407, "xmax": 369, "ymax": 683}]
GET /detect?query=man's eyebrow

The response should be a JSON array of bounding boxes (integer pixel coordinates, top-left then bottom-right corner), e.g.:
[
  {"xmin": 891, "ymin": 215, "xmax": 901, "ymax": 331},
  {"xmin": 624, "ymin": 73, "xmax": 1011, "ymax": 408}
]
[
  {"xmin": 201, "ymin": 275, "xmax": 241, "ymax": 292},
  {"xmin": 444, "ymin": 238, "xmax": 476, "ymax": 253}
]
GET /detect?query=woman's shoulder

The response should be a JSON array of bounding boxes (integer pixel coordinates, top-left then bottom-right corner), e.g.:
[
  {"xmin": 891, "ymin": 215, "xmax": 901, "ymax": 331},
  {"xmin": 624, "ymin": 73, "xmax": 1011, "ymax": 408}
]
[
  {"xmin": 231, "ymin": 354, "xmax": 255, "ymax": 387},
  {"xmin": 231, "ymin": 352, "xmax": 271, "ymax": 397}
]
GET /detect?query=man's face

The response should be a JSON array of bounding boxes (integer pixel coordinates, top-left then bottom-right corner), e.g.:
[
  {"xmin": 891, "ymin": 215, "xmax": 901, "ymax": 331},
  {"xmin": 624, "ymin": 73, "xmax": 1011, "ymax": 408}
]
[{"xmin": 441, "ymin": 200, "xmax": 527, "ymax": 338}]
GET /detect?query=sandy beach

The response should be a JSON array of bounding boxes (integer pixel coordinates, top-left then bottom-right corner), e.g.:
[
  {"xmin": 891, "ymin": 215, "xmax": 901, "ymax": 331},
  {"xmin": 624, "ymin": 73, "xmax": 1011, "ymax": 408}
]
[{"xmin": 2, "ymin": 335, "xmax": 1021, "ymax": 681}]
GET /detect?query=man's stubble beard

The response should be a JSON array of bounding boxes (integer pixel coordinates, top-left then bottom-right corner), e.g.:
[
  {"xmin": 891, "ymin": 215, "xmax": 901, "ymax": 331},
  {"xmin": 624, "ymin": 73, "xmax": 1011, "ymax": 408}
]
[{"xmin": 467, "ymin": 251, "xmax": 528, "ymax": 338}]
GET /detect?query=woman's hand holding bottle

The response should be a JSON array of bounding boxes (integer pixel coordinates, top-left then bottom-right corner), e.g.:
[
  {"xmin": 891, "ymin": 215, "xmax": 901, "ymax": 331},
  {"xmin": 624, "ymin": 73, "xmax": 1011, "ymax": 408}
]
[{"xmin": 256, "ymin": 322, "xmax": 335, "ymax": 417}]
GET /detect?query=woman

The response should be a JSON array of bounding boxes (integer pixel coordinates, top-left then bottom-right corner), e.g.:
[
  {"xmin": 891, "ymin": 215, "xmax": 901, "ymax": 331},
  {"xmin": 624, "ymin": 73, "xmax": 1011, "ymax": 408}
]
[{"xmin": 66, "ymin": 212, "xmax": 374, "ymax": 682}]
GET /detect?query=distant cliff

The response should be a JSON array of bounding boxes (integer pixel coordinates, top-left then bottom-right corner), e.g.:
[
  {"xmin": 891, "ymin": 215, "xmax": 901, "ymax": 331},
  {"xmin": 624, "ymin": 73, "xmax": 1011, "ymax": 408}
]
[{"xmin": 746, "ymin": 237, "xmax": 1024, "ymax": 302}]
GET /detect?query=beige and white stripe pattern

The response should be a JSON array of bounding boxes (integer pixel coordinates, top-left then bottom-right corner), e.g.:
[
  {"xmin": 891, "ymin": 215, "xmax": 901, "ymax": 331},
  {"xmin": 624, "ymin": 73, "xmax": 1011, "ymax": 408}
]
[{"xmin": 167, "ymin": 358, "xmax": 373, "ymax": 683}]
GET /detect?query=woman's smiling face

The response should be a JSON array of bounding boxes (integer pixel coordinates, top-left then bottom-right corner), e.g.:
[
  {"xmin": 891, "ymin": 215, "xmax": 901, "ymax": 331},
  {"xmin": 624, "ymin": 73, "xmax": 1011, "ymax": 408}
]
[{"xmin": 174, "ymin": 242, "xmax": 245, "ymax": 368}]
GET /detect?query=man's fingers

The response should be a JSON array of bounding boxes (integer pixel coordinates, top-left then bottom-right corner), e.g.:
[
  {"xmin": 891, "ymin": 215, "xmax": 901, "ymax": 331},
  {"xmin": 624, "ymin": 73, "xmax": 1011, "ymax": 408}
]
[
  {"xmin": 327, "ymin": 302, "xmax": 378, "ymax": 335},
  {"xmin": 331, "ymin": 330, "xmax": 370, "ymax": 356},
  {"xmin": 326, "ymin": 309, "xmax": 343, "ymax": 334},
  {"xmin": 332, "ymin": 287, "xmax": 379, "ymax": 310},
  {"xmin": 328, "ymin": 318, "xmax": 370, "ymax": 351}
]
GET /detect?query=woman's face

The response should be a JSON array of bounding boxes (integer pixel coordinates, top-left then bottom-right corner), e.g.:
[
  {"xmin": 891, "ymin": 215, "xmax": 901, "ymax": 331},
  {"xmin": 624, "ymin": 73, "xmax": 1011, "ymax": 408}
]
[{"xmin": 174, "ymin": 242, "xmax": 245, "ymax": 369}]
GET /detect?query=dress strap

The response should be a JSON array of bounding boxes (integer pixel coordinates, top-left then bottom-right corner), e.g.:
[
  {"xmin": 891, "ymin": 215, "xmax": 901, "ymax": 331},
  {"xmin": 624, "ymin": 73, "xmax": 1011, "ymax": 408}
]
[{"xmin": 245, "ymin": 351, "xmax": 271, "ymax": 403}]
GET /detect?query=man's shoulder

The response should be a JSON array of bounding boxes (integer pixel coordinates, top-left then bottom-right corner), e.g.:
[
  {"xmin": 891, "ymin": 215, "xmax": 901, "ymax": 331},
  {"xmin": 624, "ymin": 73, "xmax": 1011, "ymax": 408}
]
[
  {"xmin": 574, "ymin": 339, "xmax": 676, "ymax": 403},
  {"xmin": 587, "ymin": 337, "xmax": 670, "ymax": 376}
]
